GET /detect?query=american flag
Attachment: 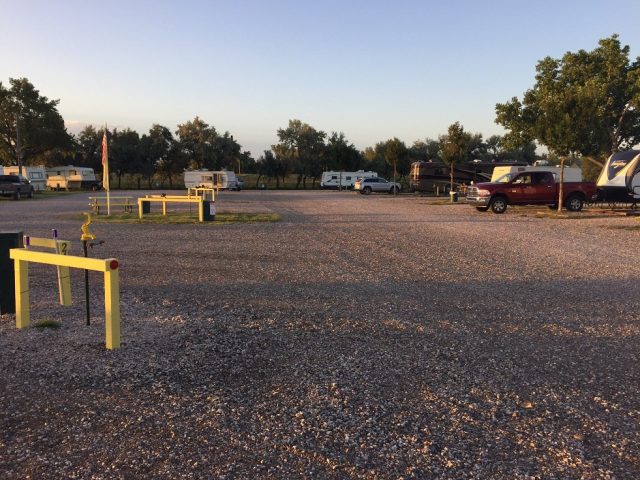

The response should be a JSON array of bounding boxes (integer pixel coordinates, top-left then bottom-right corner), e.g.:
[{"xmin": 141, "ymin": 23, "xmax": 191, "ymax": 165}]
[{"xmin": 102, "ymin": 130, "xmax": 109, "ymax": 191}]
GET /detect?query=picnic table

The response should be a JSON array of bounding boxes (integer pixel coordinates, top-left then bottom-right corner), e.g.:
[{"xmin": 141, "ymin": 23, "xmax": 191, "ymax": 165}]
[{"xmin": 89, "ymin": 196, "xmax": 134, "ymax": 214}]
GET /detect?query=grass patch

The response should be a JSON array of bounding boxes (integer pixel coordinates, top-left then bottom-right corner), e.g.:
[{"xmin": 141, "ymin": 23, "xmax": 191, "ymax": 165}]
[
  {"xmin": 76, "ymin": 212, "xmax": 281, "ymax": 225},
  {"xmin": 34, "ymin": 319, "xmax": 61, "ymax": 329}
]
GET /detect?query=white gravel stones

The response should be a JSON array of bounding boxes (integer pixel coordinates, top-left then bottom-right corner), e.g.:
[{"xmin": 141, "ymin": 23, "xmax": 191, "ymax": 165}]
[{"xmin": 0, "ymin": 190, "xmax": 639, "ymax": 478}]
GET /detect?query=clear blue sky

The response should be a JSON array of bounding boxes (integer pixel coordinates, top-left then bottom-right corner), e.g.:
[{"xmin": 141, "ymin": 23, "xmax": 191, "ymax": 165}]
[{"xmin": 2, "ymin": 0, "xmax": 639, "ymax": 158}]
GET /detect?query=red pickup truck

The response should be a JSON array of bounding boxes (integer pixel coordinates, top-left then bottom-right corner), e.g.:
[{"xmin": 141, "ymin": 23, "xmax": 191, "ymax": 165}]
[{"xmin": 466, "ymin": 171, "xmax": 597, "ymax": 214}]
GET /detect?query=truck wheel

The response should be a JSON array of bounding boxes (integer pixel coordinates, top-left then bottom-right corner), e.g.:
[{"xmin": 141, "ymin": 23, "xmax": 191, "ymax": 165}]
[
  {"xmin": 566, "ymin": 194, "xmax": 584, "ymax": 212},
  {"xmin": 14, "ymin": 191, "xmax": 21, "ymax": 200},
  {"xmin": 475, "ymin": 206, "xmax": 489, "ymax": 212},
  {"xmin": 489, "ymin": 196, "xmax": 507, "ymax": 214},
  {"xmin": 390, "ymin": 186, "xmax": 400, "ymax": 194},
  {"xmin": 363, "ymin": 186, "xmax": 372, "ymax": 195},
  {"xmin": 28, "ymin": 190, "xmax": 34, "ymax": 199}
]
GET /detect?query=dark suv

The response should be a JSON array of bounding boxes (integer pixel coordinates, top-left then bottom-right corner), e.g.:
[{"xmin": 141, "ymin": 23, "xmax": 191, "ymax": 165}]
[{"xmin": 0, "ymin": 175, "xmax": 34, "ymax": 200}]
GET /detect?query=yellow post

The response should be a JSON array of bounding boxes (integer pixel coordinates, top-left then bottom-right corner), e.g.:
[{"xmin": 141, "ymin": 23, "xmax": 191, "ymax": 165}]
[
  {"xmin": 162, "ymin": 200, "xmax": 167, "ymax": 216},
  {"xmin": 14, "ymin": 258, "xmax": 29, "ymax": 328},
  {"xmin": 104, "ymin": 267, "xmax": 120, "ymax": 350},
  {"xmin": 55, "ymin": 240, "xmax": 72, "ymax": 306},
  {"xmin": 138, "ymin": 198, "xmax": 143, "ymax": 219},
  {"xmin": 198, "ymin": 199, "xmax": 204, "ymax": 222},
  {"xmin": 26, "ymin": 237, "xmax": 73, "ymax": 306}
]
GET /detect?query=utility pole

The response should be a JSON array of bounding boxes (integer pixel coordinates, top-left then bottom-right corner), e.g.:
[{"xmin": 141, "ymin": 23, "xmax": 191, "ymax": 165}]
[{"xmin": 16, "ymin": 111, "xmax": 23, "ymax": 178}]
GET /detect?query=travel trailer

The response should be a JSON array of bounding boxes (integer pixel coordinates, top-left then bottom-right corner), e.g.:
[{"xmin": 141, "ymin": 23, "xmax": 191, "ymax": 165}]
[
  {"xmin": 46, "ymin": 166, "xmax": 100, "ymax": 190},
  {"xmin": 2, "ymin": 165, "xmax": 47, "ymax": 191},
  {"xmin": 491, "ymin": 166, "xmax": 582, "ymax": 183},
  {"xmin": 596, "ymin": 150, "xmax": 640, "ymax": 202},
  {"xmin": 183, "ymin": 170, "xmax": 241, "ymax": 190},
  {"xmin": 320, "ymin": 171, "xmax": 377, "ymax": 189},
  {"xmin": 410, "ymin": 161, "xmax": 496, "ymax": 193}
]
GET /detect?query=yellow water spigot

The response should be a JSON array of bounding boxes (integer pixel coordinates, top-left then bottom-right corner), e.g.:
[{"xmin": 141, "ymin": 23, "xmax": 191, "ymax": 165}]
[{"xmin": 81, "ymin": 212, "xmax": 96, "ymax": 242}]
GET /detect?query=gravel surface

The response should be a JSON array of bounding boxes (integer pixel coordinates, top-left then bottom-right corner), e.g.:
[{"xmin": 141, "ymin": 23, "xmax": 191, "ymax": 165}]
[{"xmin": 1, "ymin": 190, "xmax": 639, "ymax": 479}]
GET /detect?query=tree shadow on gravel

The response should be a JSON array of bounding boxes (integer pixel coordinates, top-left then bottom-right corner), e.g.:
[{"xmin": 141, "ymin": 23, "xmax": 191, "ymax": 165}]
[{"xmin": 1, "ymin": 276, "xmax": 639, "ymax": 478}]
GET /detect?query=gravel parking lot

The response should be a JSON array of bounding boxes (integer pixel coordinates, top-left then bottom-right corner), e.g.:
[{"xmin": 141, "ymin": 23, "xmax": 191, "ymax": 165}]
[{"xmin": 1, "ymin": 190, "xmax": 639, "ymax": 479}]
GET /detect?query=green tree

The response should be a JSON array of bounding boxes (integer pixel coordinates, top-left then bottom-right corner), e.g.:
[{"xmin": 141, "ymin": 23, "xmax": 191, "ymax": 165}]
[
  {"xmin": 274, "ymin": 119, "xmax": 326, "ymax": 188},
  {"xmin": 139, "ymin": 124, "xmax": 174, "ymax": 188},
  {"xmin": 409, "ymin": 138, "xmax": 441, "ymax": 162},
  {"xmin": 495, "ymin": 35, "xmax": 640, "ymax": 209},
  {"xmin": 439, "ymin": 122, "xmax": 473, "ymax": 192},
  {"xmin": 383, "ymin": 137, "xmax": 409, "ymax": 191},
  {"xmin": 324, "ymin": 132, "xmax": 362, "ymax": 172},
  {"xmin": 256, "ymin": 150, "xmax": 283, "ymax": 188},
  {"xmin": 109, "ymin": 128, "xmax": 140, "ymax": 189},
  {"xmin": 176, "ymin": 116, "xmax": 218, "ymax": 170},
  {"xmin": 0, "ymin": 78, "xmax": 73, "ymax": 170}
]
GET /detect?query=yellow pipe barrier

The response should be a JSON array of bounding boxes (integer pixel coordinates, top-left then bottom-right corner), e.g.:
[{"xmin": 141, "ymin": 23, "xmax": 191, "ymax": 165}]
[
  {"xmin": 9, "ymin": 248, "xmax": 121, "ymax": 350},
  {"xmin": 138, "ymin": 196, "xmax": 210, "ymax": 222}
]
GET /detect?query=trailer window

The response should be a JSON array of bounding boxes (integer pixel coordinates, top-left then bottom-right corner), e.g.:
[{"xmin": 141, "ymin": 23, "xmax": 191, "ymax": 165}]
[
  {"xmin": 346, "ymin": 176, "xmax": 351, "ymax": 180},
  {"xmin": 331, "ymin": 175, "xmax": 337, "ymax": 180}
]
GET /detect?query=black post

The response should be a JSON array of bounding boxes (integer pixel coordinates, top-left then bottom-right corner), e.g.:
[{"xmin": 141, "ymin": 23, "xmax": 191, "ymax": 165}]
[
  {"xmin": 0, "ymin": 231, "xmax": 24, "ymax": 314},
  {"xmin": 83, "ymin": 240, "xmax": 90, "ymax": 325}
]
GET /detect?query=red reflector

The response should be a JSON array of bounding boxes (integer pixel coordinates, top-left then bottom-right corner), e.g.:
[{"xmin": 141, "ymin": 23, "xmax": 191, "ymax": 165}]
[{"xmin": 109, "ymin": 260, "xmax": 119, "ymax": 270}]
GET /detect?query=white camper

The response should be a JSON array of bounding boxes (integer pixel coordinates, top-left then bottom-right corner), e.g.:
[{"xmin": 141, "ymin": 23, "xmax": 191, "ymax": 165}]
[
  {"xmin": 320, "ymin": 171, "xmax": 377, "ymax": 189},
  {"xmin": 183, "ymin": 170, "xmax": 241, "ymax": 191},
  {"xmin": 491, "ymin": 165, "xmax": 582, "ymax": 183},
  {"xmin": 3, "ymin": 165, "xmax": 47, "ymax": 191},
  {"xmin": 597, "ymin": 150, "xmax": 640, "ymax": 202},
  {"xmin": 46, "ymin": 165, "xmax": 100, "ymax": 190}
]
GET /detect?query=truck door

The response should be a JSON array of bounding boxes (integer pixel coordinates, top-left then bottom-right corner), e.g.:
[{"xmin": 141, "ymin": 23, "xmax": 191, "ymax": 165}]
[
  {"xmin": 532, "ymin": 172, "xmax": 556, "ymax": 203},
  {"xmin": 510, "ymin": 173, "xmax": 533, "ymax": 203}
]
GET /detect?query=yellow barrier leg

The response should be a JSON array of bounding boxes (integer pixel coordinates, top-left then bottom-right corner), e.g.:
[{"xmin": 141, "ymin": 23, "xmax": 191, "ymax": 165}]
[
  {"xmin": 14, "ymin": 259, "xmax": 30, "ymax": 328},
  {"xmin": 162, "ymin": 200, "xmax": 167, "ymax": 216},
  {"xmin": 138, "ymin": 198, "xmax": 143, "ymax": 219},
  {"xmin": 198, "ymin": 200, "xmax": 204, "ymax": 222},
  {"xmin": 104, "ymin": 269, "xmax": 120, "ymax": 350}
]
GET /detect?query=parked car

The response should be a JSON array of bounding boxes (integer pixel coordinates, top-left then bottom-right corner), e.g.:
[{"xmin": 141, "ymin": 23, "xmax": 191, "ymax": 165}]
[
  {"xmin": 354, "ymin": 177, "xmax": 402, "ymax": 194},
  {"xmin": 0, "ymin": 175, "xmax": 34, "ymax": 200},
  {"xmin": 466, "ymin": 171, "xmax": 597, "ymax": 213}
]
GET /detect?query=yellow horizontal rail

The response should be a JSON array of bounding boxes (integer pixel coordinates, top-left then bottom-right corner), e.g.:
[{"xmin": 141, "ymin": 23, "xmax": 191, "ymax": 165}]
[
  {"xmin": 10, "ymin": 249, "xmax": 118, "ymax": 272},
  {"xmin": 89, "ymin": 196, "xmax": 133, "ymax": 200},
  {"xmin": 142, "ymin": 197, "xmax": 203, "ymax": 203},
  {"xmin": 29, "ymin": 237, "xmax": 58, "ymax": 249}
]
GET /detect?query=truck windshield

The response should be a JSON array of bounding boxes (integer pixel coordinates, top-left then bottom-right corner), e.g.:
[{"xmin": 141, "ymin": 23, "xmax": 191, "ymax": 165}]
[{"xmin": 495, "ymin": 173, "xmax": 514, "ymax": 183}]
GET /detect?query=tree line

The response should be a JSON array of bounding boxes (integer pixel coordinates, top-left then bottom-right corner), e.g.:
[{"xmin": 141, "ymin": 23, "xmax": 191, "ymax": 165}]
[{"xmin": 1, "ymin": 34, "xmax": 638, "ymax": 188}]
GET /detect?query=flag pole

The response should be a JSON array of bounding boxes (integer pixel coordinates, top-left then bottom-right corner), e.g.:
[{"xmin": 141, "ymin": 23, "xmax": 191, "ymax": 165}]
[{"xmin": 102, "ymin": 125, "xmax": 111, "ymax": 216}]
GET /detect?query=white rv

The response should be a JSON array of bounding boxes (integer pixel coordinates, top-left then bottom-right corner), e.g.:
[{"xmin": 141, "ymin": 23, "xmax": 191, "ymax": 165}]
[
  {"xmin": 46, "ymin": 165, "xmax": 100, "ymax": 190},
  {"xmin": 597, "ymin": 150, "xmax": 640, "ymax": 202},
  {"xmin": 320, "ymin": 171, "xmax": 377, "ymax": 189},
  {"xmin": 3, "ymin": 165, "xmax": 47, "ymax": 191},
  {"xmin": 183, "ymin": 170, "xmax": 241, "ymax": 191},
  {"xmin": 491, "ymin": 165, "xmax": 582, "ymax": 183}
]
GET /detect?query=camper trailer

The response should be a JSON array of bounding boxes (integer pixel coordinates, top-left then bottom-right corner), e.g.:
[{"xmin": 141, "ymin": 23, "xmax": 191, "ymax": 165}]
[
  {"xmin": 3, "ymin": 165, "xmax": 47, "ymax": 191},
  {"xmin": 46, "ymin": 166, "xmax": 100, "ymax": 190},
  {"xmin": 183, "ymin": 170, "xmax": 241, "ymax": 190},
  {"xmin": 491, "ymin": 166, "xmax": 582, "ymax": 183},
  {"xmin": 320, "ymin": 171, "xmax": 377, "ymax": 189},
  {"xmin": 596, "ymin": 150, "xmax": 640, "ymax": 202},
  {"xmin": 410, "ymin": 161, "xmax": 499, "ymax": 193}
]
